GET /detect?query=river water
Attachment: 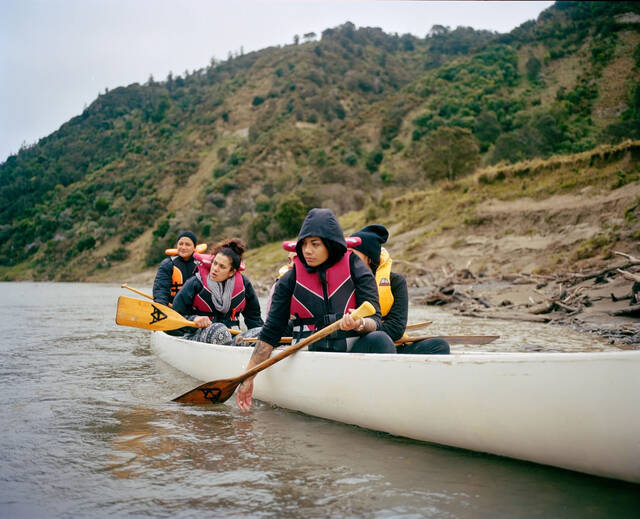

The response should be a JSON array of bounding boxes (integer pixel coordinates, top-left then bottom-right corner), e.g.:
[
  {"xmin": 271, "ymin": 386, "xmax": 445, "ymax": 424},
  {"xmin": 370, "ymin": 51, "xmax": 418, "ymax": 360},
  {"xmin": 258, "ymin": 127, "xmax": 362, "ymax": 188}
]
[{"xmin": 1, "ymin": 282, "xmax": 638, "ymax": 518}]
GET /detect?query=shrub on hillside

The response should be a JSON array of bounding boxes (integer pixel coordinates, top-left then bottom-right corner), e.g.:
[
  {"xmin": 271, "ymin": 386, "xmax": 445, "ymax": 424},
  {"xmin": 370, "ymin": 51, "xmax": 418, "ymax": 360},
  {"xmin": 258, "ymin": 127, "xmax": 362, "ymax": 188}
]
[
  {"xmin": 76, "ymin": 236, "xmax": 96, "ymax": 253},
  {"xmin": 106, "ymin": 247, "xmax": 129, "ymax": 262}
]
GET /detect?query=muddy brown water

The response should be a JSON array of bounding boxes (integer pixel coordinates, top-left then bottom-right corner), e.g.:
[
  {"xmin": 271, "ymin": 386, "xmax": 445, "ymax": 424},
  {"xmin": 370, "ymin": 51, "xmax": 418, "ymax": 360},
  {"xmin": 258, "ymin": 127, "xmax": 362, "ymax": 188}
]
[{"xmin": 1, "ymin": 282, "xmax": 638, "ymax": 518}]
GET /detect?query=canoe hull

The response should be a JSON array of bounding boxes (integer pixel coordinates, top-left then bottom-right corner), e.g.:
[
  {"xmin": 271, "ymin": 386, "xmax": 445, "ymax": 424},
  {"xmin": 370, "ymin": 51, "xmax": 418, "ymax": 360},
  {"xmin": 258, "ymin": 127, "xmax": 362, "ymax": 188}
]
[{"xmin": 151, "ymin": 332, "xmax": 640, "ymax": 483}]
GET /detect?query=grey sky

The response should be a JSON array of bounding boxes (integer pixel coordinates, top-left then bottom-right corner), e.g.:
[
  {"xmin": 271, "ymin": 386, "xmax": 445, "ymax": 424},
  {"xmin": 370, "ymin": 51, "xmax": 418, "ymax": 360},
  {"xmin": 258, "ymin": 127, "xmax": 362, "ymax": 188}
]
[{"xmin": 0, "ymin": 0, "xmax": 554, "ymax": 164}]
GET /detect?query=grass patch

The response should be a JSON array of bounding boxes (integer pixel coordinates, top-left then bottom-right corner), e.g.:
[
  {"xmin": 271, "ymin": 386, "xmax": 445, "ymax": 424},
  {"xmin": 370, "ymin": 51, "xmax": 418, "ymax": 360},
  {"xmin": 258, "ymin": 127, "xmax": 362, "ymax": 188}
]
[
  {"xmin": 0, "ymin": 260, "xmax": 37, "ymax": 281},
  {"xmin": 570, "ymin": 233, "xmax": 616, "ymax": 262},
  {"xmin": 244, "ymin": 241, "xmax": 291, "ymax": 284},
  {"xmin": 612, "ymin": 168, "xmax": 640, "ymax": 189}
]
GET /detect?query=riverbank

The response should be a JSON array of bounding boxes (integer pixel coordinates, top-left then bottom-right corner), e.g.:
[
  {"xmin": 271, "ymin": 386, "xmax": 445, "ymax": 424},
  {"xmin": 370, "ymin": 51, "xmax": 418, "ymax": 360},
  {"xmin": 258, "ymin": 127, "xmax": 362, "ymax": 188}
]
[{"xmin": 403, "ymin": 253, "xmax": 640, "ymax": 348}]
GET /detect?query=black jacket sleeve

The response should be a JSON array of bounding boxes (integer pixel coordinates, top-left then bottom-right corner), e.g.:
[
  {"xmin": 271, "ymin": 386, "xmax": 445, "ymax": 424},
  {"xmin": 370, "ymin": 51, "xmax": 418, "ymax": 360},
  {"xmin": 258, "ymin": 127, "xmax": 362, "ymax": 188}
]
[
  {"xmin": 152, "ymin": 258, "xmax": 173, "ymax": 305},
  {"xmin": 349, "ymin": 254, "xmax": 383, "ymax": 328},
  {"xmin": 381, "ymin": 272, "xmax": 409, "ymax": 341},
  {"xmin": 241, "ymin": 276, "xmax": 264, "ymax": 329},
  {"xmin": 258, "ymin": 269, "xmax": 296, "ymax": 346}
]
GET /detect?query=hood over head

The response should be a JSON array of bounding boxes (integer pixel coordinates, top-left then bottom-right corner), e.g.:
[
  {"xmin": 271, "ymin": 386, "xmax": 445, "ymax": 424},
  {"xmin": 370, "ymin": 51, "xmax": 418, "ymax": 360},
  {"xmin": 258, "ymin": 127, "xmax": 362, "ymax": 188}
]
[{"xmin": 295, "ymin": 208, "xmax": 347, "ymax": 271}]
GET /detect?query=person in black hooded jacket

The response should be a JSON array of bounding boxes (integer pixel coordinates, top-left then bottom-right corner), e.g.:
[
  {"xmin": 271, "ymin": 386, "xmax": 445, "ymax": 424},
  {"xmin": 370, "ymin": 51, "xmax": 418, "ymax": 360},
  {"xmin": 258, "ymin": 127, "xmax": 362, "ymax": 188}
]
[{"xmin": 237, "ymin": 208, "xmax": 395, "ymax": 411}]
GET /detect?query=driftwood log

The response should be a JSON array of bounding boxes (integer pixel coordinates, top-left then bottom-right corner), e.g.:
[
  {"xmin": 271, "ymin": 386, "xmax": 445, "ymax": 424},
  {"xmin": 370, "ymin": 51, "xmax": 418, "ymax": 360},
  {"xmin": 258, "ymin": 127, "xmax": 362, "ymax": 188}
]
[
  {"xmin": 457, "ymin": 311, "xmax": 551, "ymax": 323},
  {"xmin": 611, "ymin": 304, "xmax": 640, "ymax": 317},
  {"xmin": 617, "ymin": 268, "xmax": 640, "ymax": 283}
]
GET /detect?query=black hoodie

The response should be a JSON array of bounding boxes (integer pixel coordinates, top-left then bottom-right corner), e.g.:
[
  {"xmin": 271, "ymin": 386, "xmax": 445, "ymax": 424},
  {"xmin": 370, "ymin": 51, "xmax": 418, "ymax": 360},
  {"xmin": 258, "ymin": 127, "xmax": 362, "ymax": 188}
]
[{"xmin": 259, "ymin": 208, "xmax": 382, "ymax": 348}]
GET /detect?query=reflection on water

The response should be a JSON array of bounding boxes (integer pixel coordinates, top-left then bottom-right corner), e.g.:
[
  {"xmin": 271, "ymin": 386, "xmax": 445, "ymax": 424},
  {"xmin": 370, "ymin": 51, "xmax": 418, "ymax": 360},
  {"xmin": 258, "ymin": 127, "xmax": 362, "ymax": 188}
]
[
  {"xmin": 106, "ymin": 401, "xmax": 640, "ymax": 518},
  {"xmin": 1, "ymin": 282, "xmax": 638, "ymax": 518}
]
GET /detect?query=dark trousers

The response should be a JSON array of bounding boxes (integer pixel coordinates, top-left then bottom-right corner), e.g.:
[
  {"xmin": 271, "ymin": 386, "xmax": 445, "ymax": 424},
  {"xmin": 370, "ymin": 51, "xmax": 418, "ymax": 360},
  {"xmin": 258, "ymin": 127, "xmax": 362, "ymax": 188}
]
[
  {"xmin": 396, "ymin": 338, "xmax": 450, "ymax": 355},
  {"xmin": 350, "ymin": 331, "xmax": 397, "ymax": 354}
]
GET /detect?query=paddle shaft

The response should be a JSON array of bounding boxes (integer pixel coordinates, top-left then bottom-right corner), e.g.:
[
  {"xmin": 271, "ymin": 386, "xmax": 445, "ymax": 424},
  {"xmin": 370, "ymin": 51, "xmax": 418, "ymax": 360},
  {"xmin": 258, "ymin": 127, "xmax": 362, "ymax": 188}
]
[
  {"xmin": 172, "ymin": 301, "xmax": 376, "ymax": 403},
  {"xmin": 236, "ymin": 321, "xmax": 433, "ymax": 344},
  {"xmin": 233, "ymin": 321, "xmax": 343, "ymax": 384},
  {"xmin": 121, "ymin": 283, "xmax": 154, "ymax": 300},
  {"xmin": 404, "ymin": 321, "xmax": 432, "ymax": 330},
  {"xmin": 395, "ymin": 335, "xmax": 500, "ymax": 345}
]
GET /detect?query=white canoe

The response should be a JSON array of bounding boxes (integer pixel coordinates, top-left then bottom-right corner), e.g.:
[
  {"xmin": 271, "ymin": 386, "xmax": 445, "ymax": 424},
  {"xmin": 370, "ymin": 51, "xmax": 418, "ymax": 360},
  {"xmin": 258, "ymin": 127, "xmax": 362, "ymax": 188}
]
[{"xmin": 151, "ymin": 332, "xmax": 640, "ymax": 484}]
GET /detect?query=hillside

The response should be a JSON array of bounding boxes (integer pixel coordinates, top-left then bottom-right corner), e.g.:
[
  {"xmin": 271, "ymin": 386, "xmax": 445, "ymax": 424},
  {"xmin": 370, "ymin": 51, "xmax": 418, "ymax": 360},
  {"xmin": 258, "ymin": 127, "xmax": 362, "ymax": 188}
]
[
  {"xmin": 1, "ymin": 1, "xmax": 639, "ymax": 284},
  {"xmin": 86, "ymin": 139, "xmax": 640, "ymax": 291}
]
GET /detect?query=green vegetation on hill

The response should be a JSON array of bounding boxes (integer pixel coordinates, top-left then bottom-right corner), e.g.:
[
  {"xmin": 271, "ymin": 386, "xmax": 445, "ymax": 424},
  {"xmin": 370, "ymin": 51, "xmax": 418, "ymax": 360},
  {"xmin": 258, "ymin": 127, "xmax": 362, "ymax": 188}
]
[{"xmin": 1, "ymin": 1, "xmax": 639, "ymax": 281}]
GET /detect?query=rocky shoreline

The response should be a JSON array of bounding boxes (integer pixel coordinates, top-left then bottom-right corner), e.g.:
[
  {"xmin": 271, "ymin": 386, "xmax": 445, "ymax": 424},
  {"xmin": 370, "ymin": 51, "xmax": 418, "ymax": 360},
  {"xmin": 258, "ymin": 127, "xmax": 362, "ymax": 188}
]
[{"xmin": 404, "ymin": 251, "xmax": 640, "ymax": 349}]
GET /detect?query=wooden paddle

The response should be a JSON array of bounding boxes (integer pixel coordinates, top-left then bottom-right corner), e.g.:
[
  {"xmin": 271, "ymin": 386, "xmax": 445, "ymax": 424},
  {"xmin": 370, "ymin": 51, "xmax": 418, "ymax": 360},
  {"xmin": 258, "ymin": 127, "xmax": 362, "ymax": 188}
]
[
  {"xmin": 116, "ymin": 296, "xmax": 199, "ymax": 331},
  {"xmin": 238, "ymin": 334, "xmax": 499, "ymax": 346},
  {"xmin": 404, "ymin": 321, "xmax": 432, "ymax": 331},
  {"xmin": 119, "ymin": 287, "xmax": 240, "ymax": 335},
  {"xmin": 115, "ymin": 296, "xmax": 241, "ymax": 335},
  {"xmin": 172, "ymin": 301, "xmax": 377, "ymax": 404}
]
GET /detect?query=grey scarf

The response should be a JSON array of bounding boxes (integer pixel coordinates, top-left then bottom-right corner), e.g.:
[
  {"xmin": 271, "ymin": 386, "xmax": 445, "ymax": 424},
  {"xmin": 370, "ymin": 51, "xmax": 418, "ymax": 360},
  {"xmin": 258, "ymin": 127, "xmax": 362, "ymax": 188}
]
[{"xmin": 209, "ymin": 276, "xmax": 235, "ymax": 314}]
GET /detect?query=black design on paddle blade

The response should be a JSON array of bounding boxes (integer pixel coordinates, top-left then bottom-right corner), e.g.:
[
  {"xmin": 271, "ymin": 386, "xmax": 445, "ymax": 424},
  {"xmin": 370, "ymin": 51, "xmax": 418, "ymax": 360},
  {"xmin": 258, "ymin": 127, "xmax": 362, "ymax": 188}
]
[
  {"xmin": 150, "ymin": 304, "xmax": 168, "ymax": 325},
  {"xmin": 201, "ymin": 387, "xmax": 222, "ymax": 403}
]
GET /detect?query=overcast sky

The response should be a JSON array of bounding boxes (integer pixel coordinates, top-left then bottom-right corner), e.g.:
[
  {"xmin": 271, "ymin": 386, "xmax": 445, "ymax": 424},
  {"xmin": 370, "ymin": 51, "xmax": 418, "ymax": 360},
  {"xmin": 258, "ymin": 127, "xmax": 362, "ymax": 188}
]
[{"xmin": 0, "ymin": 0, "xmax": 555, "ymax": 164}]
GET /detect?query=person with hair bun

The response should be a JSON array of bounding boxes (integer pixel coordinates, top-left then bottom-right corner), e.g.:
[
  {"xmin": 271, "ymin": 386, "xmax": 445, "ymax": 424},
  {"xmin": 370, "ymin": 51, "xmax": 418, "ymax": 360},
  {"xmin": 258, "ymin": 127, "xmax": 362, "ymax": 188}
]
[{"xmin": 172, "ymin": 238, "xmax": 264, "ymax": 345}]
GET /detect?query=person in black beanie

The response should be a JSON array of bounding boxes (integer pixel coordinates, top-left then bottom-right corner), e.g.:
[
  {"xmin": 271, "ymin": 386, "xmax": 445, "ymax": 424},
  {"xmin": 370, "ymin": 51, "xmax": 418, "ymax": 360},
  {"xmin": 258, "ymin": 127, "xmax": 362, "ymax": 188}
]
[
  {"xmin": 350, "ymin": 224, "xmax": 450, "ymax": 355},
  {"xmin": 152, "ymin": 230, "xmax": 199, "ymax": 306}
]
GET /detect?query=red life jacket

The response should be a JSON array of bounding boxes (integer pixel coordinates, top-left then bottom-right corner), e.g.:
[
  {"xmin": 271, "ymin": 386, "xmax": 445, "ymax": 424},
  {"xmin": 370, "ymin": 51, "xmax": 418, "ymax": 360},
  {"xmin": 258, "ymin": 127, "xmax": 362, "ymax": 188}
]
[
  {"xmin": 290, "ymin": 252, "xmax": 356, "ymax": 350},
  {"xmin": 191, "ymin": 253, "xmax": 246, "ymax": 327}
]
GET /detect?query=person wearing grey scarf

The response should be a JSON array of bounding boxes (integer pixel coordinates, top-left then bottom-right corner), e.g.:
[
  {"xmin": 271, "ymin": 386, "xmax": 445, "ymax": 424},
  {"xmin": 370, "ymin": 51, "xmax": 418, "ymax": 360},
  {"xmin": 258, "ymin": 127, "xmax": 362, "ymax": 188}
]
[{"xmin": 171, "ymin": 240, "xmax": 264, "ymax": 345}]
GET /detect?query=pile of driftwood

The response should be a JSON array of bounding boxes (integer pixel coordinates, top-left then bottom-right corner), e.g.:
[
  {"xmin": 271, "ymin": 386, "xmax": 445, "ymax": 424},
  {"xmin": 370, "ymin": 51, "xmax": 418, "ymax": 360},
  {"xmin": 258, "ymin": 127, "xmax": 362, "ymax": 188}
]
[
  {"xmin": 555, "ymin": 251, "xmax": 640, "ymax": 317},
  {"xmin": 407, "ymin": 251, "xmax": 640, "ymax": 324}
]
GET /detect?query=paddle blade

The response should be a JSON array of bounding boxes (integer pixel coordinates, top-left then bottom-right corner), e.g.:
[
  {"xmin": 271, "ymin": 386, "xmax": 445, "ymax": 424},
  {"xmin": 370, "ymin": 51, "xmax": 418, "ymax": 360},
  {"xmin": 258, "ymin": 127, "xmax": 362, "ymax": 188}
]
[
  {"xmin": 444, "ymin": 335, "xmax": 500, "ymax": 345},
  {"xmin": 173, "ymin": 378, "xmax": 240, "ymax": 404},
  {"xmin": 351, "ymin": 301, "xmax": 376, "ymax": 320},
  {"xmin": 395, "ymin": 335, "xmax": 500, "ymax": 346},
  {"xmin": 405, "ymin": 321, "xmax": 433, "ymax": 331},
  {"xmin": 115, "ymin": 296, "xmax": 196, "ymax": 331}
]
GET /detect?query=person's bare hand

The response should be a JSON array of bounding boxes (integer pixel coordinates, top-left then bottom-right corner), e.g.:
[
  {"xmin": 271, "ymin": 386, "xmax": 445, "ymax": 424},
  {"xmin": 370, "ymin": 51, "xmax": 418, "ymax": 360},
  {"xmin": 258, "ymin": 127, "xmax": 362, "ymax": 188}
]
[
  {"xmin": 193, "ymin": 315, "xmax": 212, "ymax": 328},
  {"xmin": 339, "ymin": 311, "xmax": 361, "ymax": 331},
  {"xmin": 236, "ymin": 378, "xmax": 254, "ymax": 410}
]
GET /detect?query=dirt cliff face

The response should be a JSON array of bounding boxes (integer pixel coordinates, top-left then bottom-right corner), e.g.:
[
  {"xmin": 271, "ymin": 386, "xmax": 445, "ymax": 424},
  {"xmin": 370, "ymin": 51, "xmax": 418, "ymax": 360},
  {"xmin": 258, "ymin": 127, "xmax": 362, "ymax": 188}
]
[
  {"xmin": 378, "ymin": 143, "xmax": 640, "ymax": 280},
  {"xmin": 407, "ymin": 183, "xmax": 640, "ymax": 278}
]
